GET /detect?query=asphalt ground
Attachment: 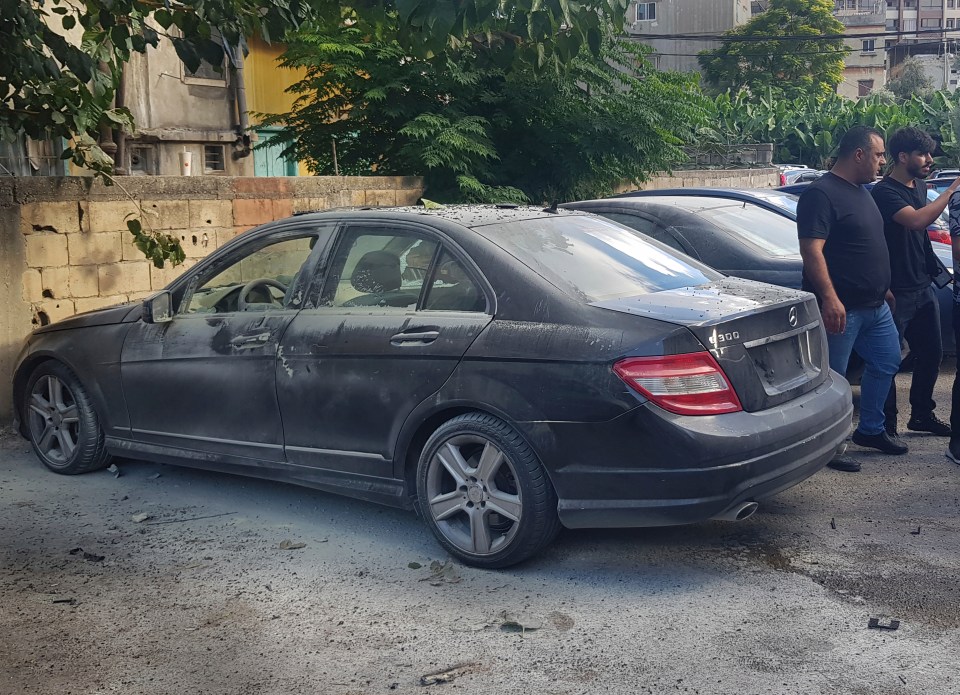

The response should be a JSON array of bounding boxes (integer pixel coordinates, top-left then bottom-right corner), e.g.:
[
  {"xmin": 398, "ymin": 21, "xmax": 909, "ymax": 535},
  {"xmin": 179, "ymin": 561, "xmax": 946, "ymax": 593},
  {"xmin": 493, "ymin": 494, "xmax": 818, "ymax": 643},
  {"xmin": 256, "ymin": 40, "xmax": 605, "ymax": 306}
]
[{"xmin": 1, "ymin": 367, "xmax": 958, "ymax": 695}]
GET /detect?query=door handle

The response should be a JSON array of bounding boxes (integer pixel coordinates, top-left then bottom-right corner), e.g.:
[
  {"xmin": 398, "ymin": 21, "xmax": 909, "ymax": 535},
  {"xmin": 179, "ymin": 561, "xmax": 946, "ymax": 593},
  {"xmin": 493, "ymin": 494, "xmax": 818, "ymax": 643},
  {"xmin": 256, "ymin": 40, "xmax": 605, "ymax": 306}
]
[
  {"xmin": 390, "ymin": 330, "xmax": 440, "ymax": 346},
  {"xmin": 231, "ymin": 332, "xmax": 271, "ymax": 348}
]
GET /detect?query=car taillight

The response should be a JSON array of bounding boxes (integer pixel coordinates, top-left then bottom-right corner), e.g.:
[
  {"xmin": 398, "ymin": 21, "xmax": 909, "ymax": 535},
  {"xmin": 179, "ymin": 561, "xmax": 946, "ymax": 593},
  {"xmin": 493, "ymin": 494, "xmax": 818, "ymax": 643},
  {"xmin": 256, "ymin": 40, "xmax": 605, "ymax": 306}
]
[
  {"xmin": 613, "ymin": 352, "xmax": 742, "ymax": 416},
  {"xmin": 929, "ymin": 229, "xmax": 951, "ymax": 245}
]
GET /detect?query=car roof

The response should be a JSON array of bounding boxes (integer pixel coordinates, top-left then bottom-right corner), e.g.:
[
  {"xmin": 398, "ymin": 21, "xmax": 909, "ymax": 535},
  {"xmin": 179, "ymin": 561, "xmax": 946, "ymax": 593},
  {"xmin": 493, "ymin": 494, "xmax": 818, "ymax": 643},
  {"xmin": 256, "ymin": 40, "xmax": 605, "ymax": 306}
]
[
  {"xmin": 289, "ymin": 205, "xmax": 584, "ymax": 230},
  {"xmin": 599, "ymin": 188, "xmax": 798, "ymax": 218}
]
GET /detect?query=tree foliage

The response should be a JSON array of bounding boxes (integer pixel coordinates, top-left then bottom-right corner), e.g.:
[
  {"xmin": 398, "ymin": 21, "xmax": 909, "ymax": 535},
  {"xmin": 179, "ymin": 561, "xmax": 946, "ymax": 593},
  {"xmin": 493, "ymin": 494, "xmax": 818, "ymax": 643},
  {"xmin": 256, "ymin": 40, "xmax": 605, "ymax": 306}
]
[
  {"xmin": 698, "ymin": 0, "xmax": 848, "ymax": 99},
  {"xmin": 5, "ymin": 0, "xmax": 628, "ymax": 264},
  {"xmin": 265, "ymin": 16, "xmax": 709, "ymax": 203},
  {"xmin": 887, "ymin": 57, "xmax": 934, "ymax": 101}
]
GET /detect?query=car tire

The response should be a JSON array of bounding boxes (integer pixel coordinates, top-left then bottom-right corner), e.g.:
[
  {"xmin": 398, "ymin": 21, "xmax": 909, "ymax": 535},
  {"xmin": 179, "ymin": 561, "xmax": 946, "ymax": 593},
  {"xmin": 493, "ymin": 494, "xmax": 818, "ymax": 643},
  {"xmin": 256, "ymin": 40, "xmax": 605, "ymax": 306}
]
[
  {"xmin": 416, "ymin": 412, "xmax": 561, "ymax": 568},
  {"xmin": 23, "ymin": 361, "xmax": 112, "ymax": 475}
]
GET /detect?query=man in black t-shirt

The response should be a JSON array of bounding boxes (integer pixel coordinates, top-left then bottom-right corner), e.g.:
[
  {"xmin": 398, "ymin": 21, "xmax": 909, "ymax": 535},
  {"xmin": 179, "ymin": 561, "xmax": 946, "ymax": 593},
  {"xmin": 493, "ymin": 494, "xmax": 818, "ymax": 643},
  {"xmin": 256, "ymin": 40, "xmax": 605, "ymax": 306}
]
[
  {"xmin": 798, "ymin": 126, "xmax": 905, "ymax": 470},
  {"xmin": 871, "ymin": 127, "xmax": 959, "ymax": 441}
]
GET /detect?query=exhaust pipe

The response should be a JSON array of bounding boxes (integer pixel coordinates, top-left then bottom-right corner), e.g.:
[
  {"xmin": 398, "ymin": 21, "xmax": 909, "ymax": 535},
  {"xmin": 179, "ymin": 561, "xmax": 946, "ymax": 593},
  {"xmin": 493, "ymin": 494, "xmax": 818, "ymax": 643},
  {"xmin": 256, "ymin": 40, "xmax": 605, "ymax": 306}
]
[{"xmin": 712, "ymin": 501, "xmax": 759, "ymax": 522}]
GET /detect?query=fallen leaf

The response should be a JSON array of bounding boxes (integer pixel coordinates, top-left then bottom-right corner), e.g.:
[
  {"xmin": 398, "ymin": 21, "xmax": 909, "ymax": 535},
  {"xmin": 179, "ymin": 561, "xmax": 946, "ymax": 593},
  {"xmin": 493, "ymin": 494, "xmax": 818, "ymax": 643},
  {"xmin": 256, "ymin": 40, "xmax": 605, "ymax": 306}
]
[
  {"xmin": 408, "ymin": 562, "xmax": 422, "ymax": 569},
  {"xmin": 279, "ymin": 540, "xmax": 306, "ymax": 550},
  {"xmin": 131, "ymin": 513, "xmax": 152, "ymax": 523}
]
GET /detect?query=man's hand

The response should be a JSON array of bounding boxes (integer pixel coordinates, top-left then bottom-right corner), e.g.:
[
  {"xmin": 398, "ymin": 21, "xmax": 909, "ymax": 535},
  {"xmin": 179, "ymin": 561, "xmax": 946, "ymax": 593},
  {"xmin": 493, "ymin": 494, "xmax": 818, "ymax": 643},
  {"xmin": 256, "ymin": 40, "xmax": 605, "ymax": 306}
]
[
  {"xmin": 821, "ymin": 296, "xmax": 846, "ymax": 335},
  {"xmin": 885, "ymin": 290, "xmax": 896, "ymax": 315}
]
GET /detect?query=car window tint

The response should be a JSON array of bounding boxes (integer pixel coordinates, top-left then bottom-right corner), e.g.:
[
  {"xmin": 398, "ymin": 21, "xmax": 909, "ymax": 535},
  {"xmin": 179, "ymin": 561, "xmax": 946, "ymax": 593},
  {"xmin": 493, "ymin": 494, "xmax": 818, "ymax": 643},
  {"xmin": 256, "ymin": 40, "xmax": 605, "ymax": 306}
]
[
  {"xmin": 487, "ymin": 215, "xmax": 720, "ymax": 302},
  {"xmin": 183, "ymin": 235, "xmax": 316, "ymax": 314},
  {"xmin": 423, "ymin": 250, "xmax": 486, "ymax": 312},
  {"xmin": 322, "ymin": 229, "xmax": 437, "ymax": 309},
  {"xmin": 598, "ymin": 212, "xmax": 687, "ymax": 253},
  {"xmin": 685, "ymin": 203, "xmax": 799, "ymax": 257}
]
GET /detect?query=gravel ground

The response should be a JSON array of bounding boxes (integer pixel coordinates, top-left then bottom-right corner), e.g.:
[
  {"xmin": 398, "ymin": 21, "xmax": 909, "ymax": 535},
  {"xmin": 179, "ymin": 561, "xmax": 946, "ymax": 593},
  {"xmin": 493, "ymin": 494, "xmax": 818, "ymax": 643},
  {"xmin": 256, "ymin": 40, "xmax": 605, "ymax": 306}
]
[{"xmin": 1, "ymin": 373, "xmax": 959, "ymax": 695}]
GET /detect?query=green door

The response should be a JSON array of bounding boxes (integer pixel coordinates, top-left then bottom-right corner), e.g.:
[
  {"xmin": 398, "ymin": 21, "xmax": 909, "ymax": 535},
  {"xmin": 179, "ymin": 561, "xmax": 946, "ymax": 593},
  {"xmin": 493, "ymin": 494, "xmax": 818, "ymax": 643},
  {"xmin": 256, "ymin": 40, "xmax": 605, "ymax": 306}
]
[{"xmin": 254, "ymin": 128, "xmax": 298, "ymax": 176}]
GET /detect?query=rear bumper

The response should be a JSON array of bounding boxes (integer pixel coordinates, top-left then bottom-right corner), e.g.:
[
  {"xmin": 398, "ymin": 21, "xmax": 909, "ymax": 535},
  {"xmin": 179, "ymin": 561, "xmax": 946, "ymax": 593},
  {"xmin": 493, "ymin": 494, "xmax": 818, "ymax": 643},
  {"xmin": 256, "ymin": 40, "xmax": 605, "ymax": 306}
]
[{"xmin": 538, "ymin": 371, "xmax": 852, "ymax": 529}]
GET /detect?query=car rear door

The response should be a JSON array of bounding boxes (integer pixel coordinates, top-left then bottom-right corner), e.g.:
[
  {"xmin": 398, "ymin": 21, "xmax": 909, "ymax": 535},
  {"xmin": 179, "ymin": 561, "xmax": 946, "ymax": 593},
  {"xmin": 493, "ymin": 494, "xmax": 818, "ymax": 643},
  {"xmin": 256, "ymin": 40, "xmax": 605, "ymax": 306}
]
[
  {"xmin": 120, "ymin": 223, "xmax": 333, "ymax": 462},
  {"xmin": 276, "ymin": 221, "xmax": 493, "ymax": 478}
]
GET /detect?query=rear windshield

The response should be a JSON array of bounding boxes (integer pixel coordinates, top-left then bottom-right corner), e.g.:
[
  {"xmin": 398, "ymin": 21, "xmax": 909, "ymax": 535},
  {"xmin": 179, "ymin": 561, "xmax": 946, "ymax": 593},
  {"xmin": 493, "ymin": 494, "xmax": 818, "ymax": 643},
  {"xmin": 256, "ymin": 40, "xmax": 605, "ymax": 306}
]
[
  {"xmin": 482, "ymin": 215, "xmax": 720, "ymax": 301},
  {"xmin": 692, "ymin": 203, "xmax": 800, "ymax": 256}
]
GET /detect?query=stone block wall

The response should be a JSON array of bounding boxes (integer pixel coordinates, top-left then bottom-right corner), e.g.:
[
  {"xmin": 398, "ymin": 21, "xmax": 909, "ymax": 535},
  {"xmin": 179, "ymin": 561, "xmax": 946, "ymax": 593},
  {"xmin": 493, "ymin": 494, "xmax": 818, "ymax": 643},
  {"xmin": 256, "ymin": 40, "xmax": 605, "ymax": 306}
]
[
  {"xmin": 615, "ymin": 167, "xmax": 780, "ymax": 193},
  {"xmin": 0, "ymin": 175, "xmax": 424, "ymax": 421}
]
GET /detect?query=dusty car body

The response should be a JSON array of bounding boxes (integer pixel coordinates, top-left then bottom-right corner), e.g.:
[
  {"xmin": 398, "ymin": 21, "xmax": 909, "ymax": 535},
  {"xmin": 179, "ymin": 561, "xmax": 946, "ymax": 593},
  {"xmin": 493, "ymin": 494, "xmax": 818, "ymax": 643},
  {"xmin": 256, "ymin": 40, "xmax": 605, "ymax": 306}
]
[{"xmin": 13, "ymin": 206, "xmax": 852, "ymax": 567}]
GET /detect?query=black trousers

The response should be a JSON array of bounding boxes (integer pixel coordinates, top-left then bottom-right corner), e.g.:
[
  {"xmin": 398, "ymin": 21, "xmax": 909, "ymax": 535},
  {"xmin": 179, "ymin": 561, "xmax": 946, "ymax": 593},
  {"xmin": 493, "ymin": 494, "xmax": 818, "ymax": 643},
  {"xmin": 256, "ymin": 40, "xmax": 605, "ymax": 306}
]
[
  {"xmin": 951, "ymin": 302, "xmax": 960, "ymax": 439},
  {"xmin": 884, "ymin": 285, "xmax": 942, "ymax": 430}
]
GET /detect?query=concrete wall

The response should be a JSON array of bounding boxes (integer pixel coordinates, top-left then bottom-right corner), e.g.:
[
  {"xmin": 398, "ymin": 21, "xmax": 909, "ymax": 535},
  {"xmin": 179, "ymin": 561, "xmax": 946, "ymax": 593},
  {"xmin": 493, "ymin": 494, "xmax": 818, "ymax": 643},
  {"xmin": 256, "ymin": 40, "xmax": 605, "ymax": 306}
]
[
  {"xmin": 625, "ymin": 0, "xmax": 752, "ymax": 73},
  {"xmin": 615, "ymin": 167, "xmax": 780, "ymax": 193},
  {"xmin": 0, "ymin": 175, "xmax": 424, "ymax": 422}
]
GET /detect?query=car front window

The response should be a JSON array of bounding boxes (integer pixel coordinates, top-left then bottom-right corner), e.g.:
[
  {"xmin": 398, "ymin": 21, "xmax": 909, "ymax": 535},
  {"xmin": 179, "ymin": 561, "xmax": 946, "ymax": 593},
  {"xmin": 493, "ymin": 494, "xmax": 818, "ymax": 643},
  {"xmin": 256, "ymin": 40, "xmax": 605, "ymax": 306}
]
[
  {"xmin": 183, "ymin": 235, "xmax": 317, "ymax": 314},
  {"xmin": 483, "ymin": 215, "xmax": 720, "ymax": 301}
]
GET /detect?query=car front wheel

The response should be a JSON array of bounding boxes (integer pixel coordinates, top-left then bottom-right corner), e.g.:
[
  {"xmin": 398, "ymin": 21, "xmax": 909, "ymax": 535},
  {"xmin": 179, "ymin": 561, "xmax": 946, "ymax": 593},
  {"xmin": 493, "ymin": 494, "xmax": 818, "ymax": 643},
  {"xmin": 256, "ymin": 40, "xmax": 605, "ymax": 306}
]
[
  {"xmin": 416, "ymin": 413, "xmax": 560, "ymax": 568},
  {"xmin": 23, "ymin": 362, "xmax": 112, "ymax": 475}
]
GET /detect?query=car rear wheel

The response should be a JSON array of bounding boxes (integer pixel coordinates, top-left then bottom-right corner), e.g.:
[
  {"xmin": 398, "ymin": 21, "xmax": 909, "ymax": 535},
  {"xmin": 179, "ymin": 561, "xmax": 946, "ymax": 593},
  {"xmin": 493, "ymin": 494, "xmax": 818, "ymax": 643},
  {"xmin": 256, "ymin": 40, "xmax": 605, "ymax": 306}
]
[
  {"xmin": 416, "ymin": 413, "xmax": 560, "ymax": 568},
  {"xmin": 24, "ymin": 362, "xmax": 111, "ymax": 475}
]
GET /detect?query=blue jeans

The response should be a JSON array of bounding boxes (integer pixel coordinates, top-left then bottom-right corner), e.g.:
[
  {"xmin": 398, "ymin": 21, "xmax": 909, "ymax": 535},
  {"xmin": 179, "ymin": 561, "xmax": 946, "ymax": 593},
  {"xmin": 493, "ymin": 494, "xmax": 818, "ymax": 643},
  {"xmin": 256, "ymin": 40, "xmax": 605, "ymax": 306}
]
[{"xmin": 827, "ymin": 303, "xmax": 901, "ymax": 436}]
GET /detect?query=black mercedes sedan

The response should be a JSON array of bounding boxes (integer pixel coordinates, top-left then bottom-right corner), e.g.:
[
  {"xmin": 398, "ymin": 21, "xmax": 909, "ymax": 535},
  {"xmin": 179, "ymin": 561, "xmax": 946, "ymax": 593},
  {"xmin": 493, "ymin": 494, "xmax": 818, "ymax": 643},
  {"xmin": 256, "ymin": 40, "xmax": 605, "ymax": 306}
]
[{"xmin": 12, "ymin": 206, "xmax": 852, "ymax": 567}]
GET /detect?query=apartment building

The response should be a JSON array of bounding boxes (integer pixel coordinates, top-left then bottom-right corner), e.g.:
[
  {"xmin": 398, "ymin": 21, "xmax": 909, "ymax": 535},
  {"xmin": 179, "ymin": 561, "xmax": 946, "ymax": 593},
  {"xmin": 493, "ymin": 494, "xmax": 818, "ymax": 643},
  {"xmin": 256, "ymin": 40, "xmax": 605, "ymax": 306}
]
[
  {"xmin": 623, "ymin": 0, "xmax": 889, "ymax": 97},
  {"xmin": 623, "ymin": 0, "xmax": 753, "ymax": 73}
]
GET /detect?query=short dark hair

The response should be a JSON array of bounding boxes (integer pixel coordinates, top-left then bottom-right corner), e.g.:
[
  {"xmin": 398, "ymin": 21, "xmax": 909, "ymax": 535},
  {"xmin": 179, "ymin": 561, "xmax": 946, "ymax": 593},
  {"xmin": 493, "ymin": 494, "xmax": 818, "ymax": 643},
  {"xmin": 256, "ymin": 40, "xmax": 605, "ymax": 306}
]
[
  {"xmin": 836, "ymin": 126, "xmax": 883, "ymax": 160},
  {"xmin": 888, "ymin": 126, "xmax": 936, "ymax": 161}
]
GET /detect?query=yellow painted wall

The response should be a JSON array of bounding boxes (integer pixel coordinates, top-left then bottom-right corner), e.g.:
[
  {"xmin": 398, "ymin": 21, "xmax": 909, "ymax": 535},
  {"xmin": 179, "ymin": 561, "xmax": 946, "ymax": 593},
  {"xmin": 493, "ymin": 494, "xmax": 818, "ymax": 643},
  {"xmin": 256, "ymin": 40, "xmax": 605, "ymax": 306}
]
[
  {"xmin": 244, "ymin": 37, "xmax": 311, "ymax": 175},
  {"xmin": 244, "ymin": 37, "xmax": 306, "ymax": 123}
]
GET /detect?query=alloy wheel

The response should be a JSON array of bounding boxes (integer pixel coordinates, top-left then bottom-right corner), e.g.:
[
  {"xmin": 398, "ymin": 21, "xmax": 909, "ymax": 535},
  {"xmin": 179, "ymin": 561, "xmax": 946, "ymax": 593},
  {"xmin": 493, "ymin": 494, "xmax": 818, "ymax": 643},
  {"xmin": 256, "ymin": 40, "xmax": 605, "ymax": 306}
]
[
  {"xmin": 424, "ymin": 434, "xmax": 523, "ymax": 556},
  {"xmin": 28, "ymin": 374, "xmax": 81, "ymax": 466}
]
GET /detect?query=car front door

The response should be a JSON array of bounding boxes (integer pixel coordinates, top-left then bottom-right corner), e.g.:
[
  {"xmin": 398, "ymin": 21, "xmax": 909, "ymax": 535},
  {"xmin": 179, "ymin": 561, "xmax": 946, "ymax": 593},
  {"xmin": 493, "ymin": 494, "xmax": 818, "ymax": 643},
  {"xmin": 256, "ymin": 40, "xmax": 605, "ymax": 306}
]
[
  {"xmin": 120, "ymin": 224, "xmax": 333, "ymax": 462},
  {"xmin": 277, "ymin": 222, "xmax": 493, "ymax": 478}
]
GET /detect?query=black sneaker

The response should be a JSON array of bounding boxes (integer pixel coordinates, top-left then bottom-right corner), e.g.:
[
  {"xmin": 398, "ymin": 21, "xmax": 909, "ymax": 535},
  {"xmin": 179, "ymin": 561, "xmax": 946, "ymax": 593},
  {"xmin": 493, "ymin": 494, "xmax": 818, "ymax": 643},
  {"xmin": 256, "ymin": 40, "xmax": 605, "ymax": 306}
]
[
  {"xmin": 826, "ymin": 455, "xmax": 861, "ymax": 472},
  {"xmin": 907, "ymin": 413, "xmax": 952, "ymax": 437},
  {"xmin": 947, "ymin": 440, "xmax": 960, "ymax": 465},
  {"xmin": 852, "ymin": 429, "xmax": 909, "ymax": 455}
]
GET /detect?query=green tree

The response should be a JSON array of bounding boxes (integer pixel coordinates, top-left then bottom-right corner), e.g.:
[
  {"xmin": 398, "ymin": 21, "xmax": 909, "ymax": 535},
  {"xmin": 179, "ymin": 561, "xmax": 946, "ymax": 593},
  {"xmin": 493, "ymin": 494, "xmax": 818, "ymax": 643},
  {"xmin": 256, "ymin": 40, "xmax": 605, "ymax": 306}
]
[
  {"xmin": 698, "ymin": 0, "xmax": 848, "ymax": 99},
  {"xmin": 887, "ymin": 57, "xmax": 934, "ymax": 101},
  {"xmin": 265, "ymin": 16, "xmax": 708, "ymax": 203}
]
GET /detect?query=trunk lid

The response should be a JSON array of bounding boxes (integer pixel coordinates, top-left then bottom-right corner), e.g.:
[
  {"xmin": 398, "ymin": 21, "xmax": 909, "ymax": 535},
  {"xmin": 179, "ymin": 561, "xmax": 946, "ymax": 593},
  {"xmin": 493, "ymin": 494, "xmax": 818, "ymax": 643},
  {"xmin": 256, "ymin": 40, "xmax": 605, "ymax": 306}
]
[{"xmin": 592, "ymin": 278, "xmax": 828, "ymax": 412}]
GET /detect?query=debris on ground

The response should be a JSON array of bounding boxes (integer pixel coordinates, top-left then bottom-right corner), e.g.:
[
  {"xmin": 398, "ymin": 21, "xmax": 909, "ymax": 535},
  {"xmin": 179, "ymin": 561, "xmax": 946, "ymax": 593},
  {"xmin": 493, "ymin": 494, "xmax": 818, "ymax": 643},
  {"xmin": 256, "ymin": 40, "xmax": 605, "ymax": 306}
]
[
  {"xmin": 131, "ymin": 513, "xmax": 152, "ymax": 523},
  {"xmin": 408, "ymin": 562, "xmax": 422, "ymax": 569},
  {"xmin": 68, "ymin": 548, "xmax": 104, "ymax": 563},
  {"xmin": 868, "ymin": 618, "xmax": 900, "ymax": 631},
  {"xmin": 52, "ymin": 598, "xmax": 76, "ymax": 605},
  {"xmin": 419, "ymin": 662, "xmax": 477, "ymax": 686},
  {"xmin": 419, "ymin": 560, "xmax": 461, "ymax": 586},
  {"xmin": 147, "ymin": 473, "xmax": 162, "ymax": 480},
  {"xmin": 279, "ymin": 540, "xmax": 306, "ymax": 550},
  {"xmin": 830, "ymin": 518, "xmax": 836, "ymax": 530},
  {"xmin": 497, "ymin": 610, "xmax": 543, "ymax": 635},
  {"xmin": 107, "ymin": 464, "xmax": 121, "ymax": 478},
  {"xmin": 910, "ymin": 527, "xmax": 921, "ymax": 535}
]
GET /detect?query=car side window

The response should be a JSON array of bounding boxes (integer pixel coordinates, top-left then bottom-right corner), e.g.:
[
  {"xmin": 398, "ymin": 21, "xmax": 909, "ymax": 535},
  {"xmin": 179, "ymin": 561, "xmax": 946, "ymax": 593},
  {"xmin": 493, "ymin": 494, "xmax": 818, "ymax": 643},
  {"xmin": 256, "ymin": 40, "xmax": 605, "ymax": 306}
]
[
  {"xmin": 423, "ymin": 250, "xmax": 486, "ymax": 312},
  {"xmin": 600, "ymin": 212, "xmax": 688, "ymax": 254},
  {"xmin": 321, "ymin": 228, "xmax": 437, "ymax": 309},
  {"xmin": 182, "ymin": 235, "xmax": 317, "ymax": 314}
]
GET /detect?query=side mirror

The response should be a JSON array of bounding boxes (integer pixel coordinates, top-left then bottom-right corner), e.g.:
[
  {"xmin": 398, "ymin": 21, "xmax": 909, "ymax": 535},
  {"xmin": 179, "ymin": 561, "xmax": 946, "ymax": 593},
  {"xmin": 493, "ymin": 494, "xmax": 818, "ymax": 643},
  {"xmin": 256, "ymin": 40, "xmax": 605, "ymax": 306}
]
[{"xmin": 142, "ymin": 291, "xmax": 173, "ymax": 324}]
